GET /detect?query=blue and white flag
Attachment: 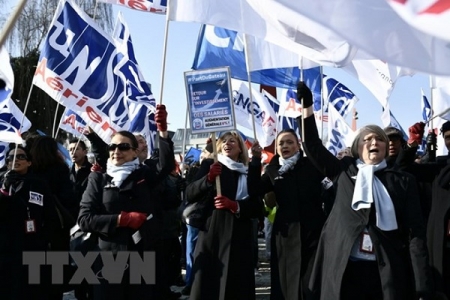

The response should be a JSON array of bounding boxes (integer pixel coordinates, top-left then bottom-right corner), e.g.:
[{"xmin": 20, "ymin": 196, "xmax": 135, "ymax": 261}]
[
  {"xmin": 231, "ymin": 79, "xmax": 277, "ymax": 147},
  {"xmin": 0, "ymin": 47, "xmax": 31, "ymax": 168},
  {"xmin": 33, "ymin": 0, "xmax": 156, "ymax": 146},
  {"xmin": 322, "ymin": 76, "xmax": 358, "ymax": 119},
  {"xmin": 193, "ymin": 25, "xmax": 320, "ymax": 90},
  {"xmin": 421, "ymin": 88, "xmax": 432, "ymax": 122},
  {"xmin": 0, "ymin": 96, "xmax": 32, "ymax": 168},
  {"xmin": 389, "ymin": 110, "xmax": 409, "ymax": 142},
  {"xmin": 59, "ymin": 108, "xmax": 87, "ymax": 137},
  {"xmin": 99, "ymin": 0, "xmax": 166, "ymax": 14},
  {"xmin": 0, "ymin": 47, "xmax": 14, "ymax": 91},
  {"xmin": 326, "ymin": 105, "xmax": 355, "ymax": 156}
]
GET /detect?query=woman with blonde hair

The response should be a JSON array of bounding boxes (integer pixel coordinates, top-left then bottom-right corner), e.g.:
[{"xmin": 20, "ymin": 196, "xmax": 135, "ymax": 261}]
[{"xmin": 185, "ymin": 131, "xmax": 264, "ymax": 300}]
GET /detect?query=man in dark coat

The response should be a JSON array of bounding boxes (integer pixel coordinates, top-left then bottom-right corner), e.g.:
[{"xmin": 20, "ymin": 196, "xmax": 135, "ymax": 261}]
[
  {"xmin": 68, "ymin": 139, "xmax": 92, "ymax": 202},
  {"xmin": 427, "ymin": 121, "xmax": 450, "ymax": 299}
]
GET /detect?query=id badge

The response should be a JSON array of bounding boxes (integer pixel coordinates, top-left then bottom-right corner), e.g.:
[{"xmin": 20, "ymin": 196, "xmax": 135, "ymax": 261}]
[
  {"xmin": 25, "ymin": 219, "xmax": 36, "ymax": 233},
  {"xmin": 447, "ymin": 220, "xmax": 450, "ymax": 237},
  {"xmin": 360, "ymin": 232, "xmax": 374, "ymax": 253}
]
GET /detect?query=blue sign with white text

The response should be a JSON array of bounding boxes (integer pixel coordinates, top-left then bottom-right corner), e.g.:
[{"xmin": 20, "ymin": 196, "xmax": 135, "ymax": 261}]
[{"xmin": 185, "ymin": 67, "xmax": 235, "ymax": 134}]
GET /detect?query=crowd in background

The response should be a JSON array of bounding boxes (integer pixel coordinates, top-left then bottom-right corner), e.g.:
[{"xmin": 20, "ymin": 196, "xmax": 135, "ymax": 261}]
[{"xmin": 1, "ymin": 82, "xmax": 450, "ymax": 300}]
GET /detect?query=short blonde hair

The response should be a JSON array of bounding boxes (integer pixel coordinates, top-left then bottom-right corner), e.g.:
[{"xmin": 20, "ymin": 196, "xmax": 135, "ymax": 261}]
[
  {"xmin": 351, "ymin": 125, "xmax": 389, "ymax": 159},
  {"xmin": 216, "ymin": 131, "xmax": 249, "ymax": 165}
]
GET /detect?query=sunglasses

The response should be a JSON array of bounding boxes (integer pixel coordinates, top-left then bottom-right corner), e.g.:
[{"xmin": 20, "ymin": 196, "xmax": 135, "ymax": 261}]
[
  {"xmin": 6, "ymin": 154, "xmax": 28, "ymax": 162},
  {"xmin": 108, "ymin": 143, "xmax": 135, "ymax": 152}
]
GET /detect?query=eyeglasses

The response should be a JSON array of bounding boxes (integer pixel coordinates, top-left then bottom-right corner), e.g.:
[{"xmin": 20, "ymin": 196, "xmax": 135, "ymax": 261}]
[
  {"xmin": 6, "ymin": 154, "xmax": 28, "ymax": 162},
  {"xmin": 108, "ymin": 143, "xmax": 135, "ymax": 152}
]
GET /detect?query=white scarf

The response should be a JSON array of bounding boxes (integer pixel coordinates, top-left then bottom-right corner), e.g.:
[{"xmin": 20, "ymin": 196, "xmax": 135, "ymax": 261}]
[
  {"xmin": 352, "ymin": 159, "xmax": 398, "ymax": 231},
  {"xmin": 278, "ymin": 152, "xmax": 300, "ymax": 175},
  {"xmin": 217, "ymin": 154, "xmax": 248, "ymax": 200},
  {"xmin": 106, "ymin": 158, "xmax": 140, "ymax": 188}
]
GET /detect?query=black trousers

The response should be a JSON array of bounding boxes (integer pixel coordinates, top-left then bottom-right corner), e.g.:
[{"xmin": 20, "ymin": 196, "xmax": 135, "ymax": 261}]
[{"xmin": 340, "ymin": 260, "xmax": 382, "ymax": 300}]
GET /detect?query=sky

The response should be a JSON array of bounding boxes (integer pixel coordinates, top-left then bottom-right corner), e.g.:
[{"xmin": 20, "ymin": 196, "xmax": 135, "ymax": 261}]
[
  {"xmin": 113, "ymin": 6, "xmax": 431, "ymax": 136},
  {"xmin": 1, "ymin": 2, "xmax": 432, "ymax": 137}
]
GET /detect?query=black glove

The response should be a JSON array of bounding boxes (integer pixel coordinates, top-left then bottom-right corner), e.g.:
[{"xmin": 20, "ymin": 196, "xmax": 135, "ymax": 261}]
[
  {"xmin": 1, "ymin": 170, "xmax": 22, "ymax": 191},
  {"xmin": 426, "ymin": 131, "xmax": 437, "ymax": 162},
  {"xmin": 296, "ymin": 81, "xmax": 313, "ymax": 108},
  {"xmin": 176, "ymin": 178, "xmax": 187, "ymax": 193}
]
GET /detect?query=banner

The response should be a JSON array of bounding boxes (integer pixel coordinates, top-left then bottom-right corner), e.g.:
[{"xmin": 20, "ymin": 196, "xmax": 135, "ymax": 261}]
[
  {"xmin": 33, "ymin": 0, "xmax": 156, "ymax": 145},
  {"xmin": 98, "ymin": 0, "xmax": 166, "ymax": 14}
]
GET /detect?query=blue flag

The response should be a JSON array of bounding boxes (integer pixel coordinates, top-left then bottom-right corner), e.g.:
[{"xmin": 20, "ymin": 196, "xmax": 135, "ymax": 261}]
[
  {"xmin": 421, "ymin": 89, "xmax": 432, "ymax": 122},
  {"xmin": 192, "ymin": 25, "xmax": 320, "ymax": 90},
  {"xmin": 183, "ymin": 147, "xmax": 201, "ymax": 166}
]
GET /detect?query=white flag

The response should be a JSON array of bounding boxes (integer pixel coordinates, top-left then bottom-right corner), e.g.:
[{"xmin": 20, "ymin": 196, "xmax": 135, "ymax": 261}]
[
  {"xmin": 387, "ymin": 0, "xmax": 450, "ymax": 42},
  {"xmin": 169, "ymin": 0, "xmax": 450, "ymax": 75},
  {"xmin": 344, "ymin": 59, "xmax": 414, "ymax": 108},
  {"xmin": 0, "ymin": 47, "xmax": 14, "ymax": 91},
  {"xmin": 169, "ymin": 0, "xmax": 357, "ymax": 67},
  {"xmin": 431, "ymin": 76, "xmax": 450, "ymax": 121},
  {"xmin": 326, "ymin": 105, "xmax": 355, "ymax": 156},
  {"xmin": 231, "ymin": 79, "xmax": 277, "ymax": 147}
]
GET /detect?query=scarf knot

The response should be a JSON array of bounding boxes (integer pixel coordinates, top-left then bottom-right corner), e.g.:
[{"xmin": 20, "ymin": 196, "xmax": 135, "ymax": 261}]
[
  {"xmin": 278, "ymin": 152, "xmax": 300, "ymax": 175},
  {"xmin": 351, "ymin": 159, "xmax": 398, "ymax": 231},
  {"xmin": 217, "ymin": 154, "xmax": 248, "ymax": 200},
  {"xmin": 106, "ymin": 158, "xmax": 140, "ymax": 188}
]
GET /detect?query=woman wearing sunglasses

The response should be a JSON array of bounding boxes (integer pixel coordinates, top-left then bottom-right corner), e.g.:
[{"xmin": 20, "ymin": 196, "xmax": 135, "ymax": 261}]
[
  {"xmin": 77, "ymin": 104, "xmax": 174, "ymax": 299},
  {"xmin": 0, "ymin": 144, "xmax": 60, "ymax": 299}
]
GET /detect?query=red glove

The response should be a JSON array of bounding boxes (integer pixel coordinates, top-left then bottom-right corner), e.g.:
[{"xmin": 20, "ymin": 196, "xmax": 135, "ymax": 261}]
[
  {"xmin": 207, "ymin": 162, "xmax": 222, "ymax": 183},
  {"xmin": 90, "ymin": 163, "xmax": 102, "ymax": 173},
  {"xmin": 214, "ymin": 195, "xmax": 238, "ymax": 213},
  {"xmin": 118, "ymin": 211, "xmax": 148, "ymax": 229},
  {"xmin": 408, "ymin": 122, "xmax": 425, "ymax": 145},
  {"xmin": 155, "ymin": 104, "xmax": 168, "ymax": 132}
]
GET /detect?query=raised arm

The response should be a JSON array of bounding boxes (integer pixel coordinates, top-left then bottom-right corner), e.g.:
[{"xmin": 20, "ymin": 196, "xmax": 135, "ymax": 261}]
[{"xmin": 296, "ymin": 81, "xmax": 342, "ymax": 181}]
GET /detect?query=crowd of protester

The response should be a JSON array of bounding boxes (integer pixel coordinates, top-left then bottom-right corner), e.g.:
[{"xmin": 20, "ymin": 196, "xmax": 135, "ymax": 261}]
[{"xmin": 2, "ymin": 82, "xmax": 450, "ymax": 300}]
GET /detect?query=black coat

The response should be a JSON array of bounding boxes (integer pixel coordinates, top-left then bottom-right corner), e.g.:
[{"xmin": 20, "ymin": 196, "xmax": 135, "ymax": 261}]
[
  {"xmin": 70, "ymin": 158, "xmax": 92, "ymax": 203},
  {"xmin": 248, "ymin": 154, "xmax": 325, "ymax": 300},
  {"xmin": 186, "ymin": 158, "xmax": 264, "ymax": 300},
  {"xmin": 78, "ymin": 166, "xmax": 163, "ymax": 252},
  {"xmin": 78, "ymin": 136, "xmax": 175, "ymax": 252},
  {"xmin": 427, "ymin": 163, "xmax": 450, "ymax": 297},
  {"xmin": 302, "ymin": 116, "xmax": 433, "ymax": 299},
  {"xmin": 0, "ymin": 173, "xmax": 60, "ymax": 299}
]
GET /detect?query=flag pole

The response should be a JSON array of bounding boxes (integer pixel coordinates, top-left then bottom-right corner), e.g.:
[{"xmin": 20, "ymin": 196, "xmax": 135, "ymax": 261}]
[
  {"xmin": 211, "ymin": 131, "xmax": 221, "ymax": 195},
  {"xmin": 180, "ymin": 106, "xmax": 189, "ymax": 178},
  {"xmin": 299, "ymin": 57, "xmax": 305, "ymax": 145},
  {"xmin": 52, "ymin": 102, "xmax": 61, "ymax": 138},
  {"xmin": 320, "ymin": 66, "xmax": 324, "ymax": 140},
  {"xmin": 0, "ymin": 0, "xmax": 27, "ymax": 48},
  {"xmin": 243, "ymin": 34, "xmax": 257, "ymax": 141},
  {"xmin": 158, "ymin": 6, "xmax": 171, "ymax": 105}
]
